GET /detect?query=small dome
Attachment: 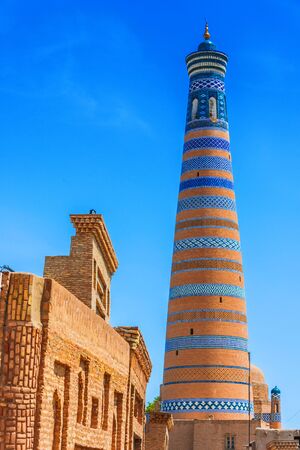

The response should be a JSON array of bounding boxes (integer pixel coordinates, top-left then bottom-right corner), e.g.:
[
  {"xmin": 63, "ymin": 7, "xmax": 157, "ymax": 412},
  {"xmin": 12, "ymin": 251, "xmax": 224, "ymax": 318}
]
[
  {"xmin": 271, "ymin": 386, "xmax": 281, "ymax": 395},
  {"xmin": 198, "ymin": 40, "xmax": 217, "ymax": 51},
  {"xmin": 251, "ymin": 364, "xmax": 266, "ymax": 384}
]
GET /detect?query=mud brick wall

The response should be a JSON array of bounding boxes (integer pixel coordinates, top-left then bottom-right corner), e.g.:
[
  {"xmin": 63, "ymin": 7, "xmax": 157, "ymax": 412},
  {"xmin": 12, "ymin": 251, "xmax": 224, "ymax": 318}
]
[
  {"xmin": 0, "ymin": 273, "xmax": 44, "ymax": 450},
  {"xmin": 145, "ymin": 412, "xmax": 173, "ymax": 450},
  {"xmin": 44, "ymin": 233, "xmax": 94, "ymax": 309},
  {"xmin": 0, "ymin": 273, "xmax": 151, "ymax": 450},
  {"xmin": 35, "ymin": 278, "xmax": 150, "ymax": 450}
]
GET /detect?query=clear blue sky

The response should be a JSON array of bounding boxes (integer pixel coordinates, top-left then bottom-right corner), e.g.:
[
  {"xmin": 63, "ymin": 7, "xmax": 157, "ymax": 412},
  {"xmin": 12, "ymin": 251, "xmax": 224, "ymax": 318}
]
[{"xmin": 1, "ymin": 0, "xmax": 299, "ymax": 428}]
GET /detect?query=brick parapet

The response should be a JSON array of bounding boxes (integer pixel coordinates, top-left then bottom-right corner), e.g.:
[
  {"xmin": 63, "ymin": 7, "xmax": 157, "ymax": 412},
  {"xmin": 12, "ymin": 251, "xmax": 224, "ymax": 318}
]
[
  {"xmin": 115, "ymin": 327, "xmax": 152, "ymax": 382},
  {"xmin": 70, "ymin": 214, "xmax": 118, "ymax": 275}
]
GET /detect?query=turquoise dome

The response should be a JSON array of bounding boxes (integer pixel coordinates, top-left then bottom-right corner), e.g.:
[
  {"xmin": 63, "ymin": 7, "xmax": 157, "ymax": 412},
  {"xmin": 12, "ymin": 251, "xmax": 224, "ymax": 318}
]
[
  {"xmin": 198, "ymin": 40, "xmax": 217, "ymax": 51},
  {"xmin": 271, "ymin": 386, "xmax": 281, "ymax": 395}
]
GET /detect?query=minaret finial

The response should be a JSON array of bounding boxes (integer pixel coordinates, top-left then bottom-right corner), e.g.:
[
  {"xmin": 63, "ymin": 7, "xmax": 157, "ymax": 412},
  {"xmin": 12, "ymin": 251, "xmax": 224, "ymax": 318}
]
[{"xmin": 204, "ymin": 21, "xmax": 210, "ymax": 40}]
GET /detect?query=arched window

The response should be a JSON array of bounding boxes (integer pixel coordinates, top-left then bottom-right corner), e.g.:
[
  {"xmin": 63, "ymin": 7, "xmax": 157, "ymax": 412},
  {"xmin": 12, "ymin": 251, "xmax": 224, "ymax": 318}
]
[
  {"xmin": 77, "ymin": 372, "xmax": 84, "ymax": 424},
  {"xmin": 209, "ymin": 97, "xmax": 217, "ymax": 121},
  {"xmin": 191, "ymin": 98, "xmax": 198, "ymax": 120},
  {"xmin": 52, "ymin": 391, "xmax": 61, "ymax": 450}
]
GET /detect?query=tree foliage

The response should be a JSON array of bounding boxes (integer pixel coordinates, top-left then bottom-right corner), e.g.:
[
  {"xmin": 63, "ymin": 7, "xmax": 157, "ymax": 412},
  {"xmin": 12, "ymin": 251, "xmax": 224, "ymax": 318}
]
[{"xmin": 145, "ymin": 396, "xmax": 160, "ymax": 413}]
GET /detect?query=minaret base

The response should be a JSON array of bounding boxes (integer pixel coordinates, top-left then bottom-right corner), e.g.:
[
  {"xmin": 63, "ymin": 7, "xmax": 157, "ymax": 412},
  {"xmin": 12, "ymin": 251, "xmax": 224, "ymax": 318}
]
[{"xmin": 168, "ymin": 418, "xmax": 259, "ymax": 450}]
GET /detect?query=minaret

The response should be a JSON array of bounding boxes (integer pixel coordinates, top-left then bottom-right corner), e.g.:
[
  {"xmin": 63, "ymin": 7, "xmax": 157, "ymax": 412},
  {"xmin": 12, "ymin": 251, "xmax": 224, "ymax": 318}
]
[
  {"xmin": 270, "ymin": 386, "xmax": 281, "ymax": 429},
  {"xmin": 161, "ymin": 24, "xmax": 252, "ymax": 420}
]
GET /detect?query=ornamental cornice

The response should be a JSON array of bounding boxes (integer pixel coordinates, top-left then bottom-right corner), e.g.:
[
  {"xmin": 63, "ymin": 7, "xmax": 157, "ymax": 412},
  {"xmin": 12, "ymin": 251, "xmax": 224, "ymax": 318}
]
[
  {"xmin": 115, "ymin": 326, "xmax": 152, "ymax": 381},
  {"xmin": 70, "ymin": 214, "xmax": 118, "ymax": 275}
]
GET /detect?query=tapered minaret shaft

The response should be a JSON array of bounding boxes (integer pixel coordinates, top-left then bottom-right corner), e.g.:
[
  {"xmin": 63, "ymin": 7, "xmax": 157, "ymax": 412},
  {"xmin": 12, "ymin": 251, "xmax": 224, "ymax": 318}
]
[{"xmin": 161, "ymin": 25, "xmax": 252, "ymax": 420}]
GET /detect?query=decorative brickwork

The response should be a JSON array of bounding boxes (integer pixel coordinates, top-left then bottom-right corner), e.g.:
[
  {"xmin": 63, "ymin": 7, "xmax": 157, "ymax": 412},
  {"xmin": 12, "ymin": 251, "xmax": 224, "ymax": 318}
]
[
  {"xmin": 44, "ymin": 214, "xmax": 117, "ymax": 321},
  {"xmin": 0, "ymin": 214, "xmax": 151, "ymax": 450},
  {"xmin": 145, "ymin": 412, "xmax": 173, "ymax": 450}
]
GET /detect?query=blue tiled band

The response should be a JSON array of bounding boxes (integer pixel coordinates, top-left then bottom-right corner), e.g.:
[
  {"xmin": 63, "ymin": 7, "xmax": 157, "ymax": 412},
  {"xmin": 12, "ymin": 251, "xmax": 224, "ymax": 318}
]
[
  {"xmin": 177, "ymin": 196, "xmax": 236, "ymax": 212},
  {"xmin": 169, "ymin": 283, "xmax": 245, "ymax": 300},
  {"xmin": 184, "ymin": 137, "xmax": 230, "ymax": 153},
  {"xmin": 161, "ymin": 399, "xmax": 253, "ymax": 414},
  {"xmin": 165, "ymin": 335, "xmax": 248, "ymax": 352},
  {"xmin": 181, "ymin": 156, "xmax": 232, "ymax": 174},
  {"xmin": 180, "ymin": 177, "xmax": 234, "ymax": 191},
  {"xmin": 174, "ymin": 237, "xmax": 241, "ymax": 252},
  {"xmin": 189, "ymin": 78, "xmax": 225, "ymax": 93},
  {"xmin": 254, "ymin": 413, "xmax": 281, "ymax": 423}
]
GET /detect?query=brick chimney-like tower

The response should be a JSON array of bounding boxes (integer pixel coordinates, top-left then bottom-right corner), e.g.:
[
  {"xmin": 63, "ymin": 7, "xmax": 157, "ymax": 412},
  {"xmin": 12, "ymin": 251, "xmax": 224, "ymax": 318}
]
[
  {"xmin": 161, "ymin": 24, "xmax": 252, "ymax": 420},
  {"xmin": 44, "ymin": 213, "xmax": 118, "ymax": 321}
]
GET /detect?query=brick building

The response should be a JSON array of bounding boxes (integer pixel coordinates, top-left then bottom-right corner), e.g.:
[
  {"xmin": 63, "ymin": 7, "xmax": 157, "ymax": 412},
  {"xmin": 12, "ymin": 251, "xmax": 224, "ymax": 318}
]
[{"xmin": 0, "ymin": 213, "xmax": 151, "ymax": 450}]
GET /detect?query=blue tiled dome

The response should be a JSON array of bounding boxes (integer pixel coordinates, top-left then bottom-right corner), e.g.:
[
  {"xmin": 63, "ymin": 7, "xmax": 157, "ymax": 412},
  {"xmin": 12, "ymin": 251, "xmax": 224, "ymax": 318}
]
[
  {"xmin": 198, "ymin": 40, "xmax": 217, "ymax": 51},
  {"xmin": 271, "ymin": 386, "xmax": 281, "ymax": 395}
]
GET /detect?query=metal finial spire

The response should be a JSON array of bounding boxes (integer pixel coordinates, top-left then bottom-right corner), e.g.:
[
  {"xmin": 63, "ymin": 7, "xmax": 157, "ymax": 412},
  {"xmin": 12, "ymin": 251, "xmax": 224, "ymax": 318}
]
[{"xmin": 204, "ymin": 21, "xmax": 210, "ymax": 40}]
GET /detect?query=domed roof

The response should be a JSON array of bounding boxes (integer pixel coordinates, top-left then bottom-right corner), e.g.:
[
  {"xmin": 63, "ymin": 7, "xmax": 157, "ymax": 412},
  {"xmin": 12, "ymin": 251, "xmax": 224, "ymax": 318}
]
[
  {"xmin": 198, "ymin": 22, "xmax": 217, "ymax": 52},
  {"xmin": 251, "ymin": 364, "xmax": 266, "ymax": 384},
  {"xmin": 271, "ymin": 386, "xmax": 281, "ymax": 395}
]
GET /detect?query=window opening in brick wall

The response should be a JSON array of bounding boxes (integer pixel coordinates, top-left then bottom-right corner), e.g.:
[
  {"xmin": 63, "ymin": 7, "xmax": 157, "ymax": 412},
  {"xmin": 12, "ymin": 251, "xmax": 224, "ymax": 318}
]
[
  {"xmin": 52, "ymin": 390, "xmax": 62, "ymax": 450},
  {"xmin": 97, "ymin": 267, "xmax": 107, "ymax": 310},
  {"xmin": 77, "ymin": 372, "xmax": 84, "ymax": 424},
  {"xmin": 220, "ymin": 297, "xmax": 223, "ymax": 303},
  {"xmin": 113, "ymin": 392, "xmax": 123, "ymax": 450},
  {"xmin": 190, "ymin": 328, "xmax": 194, "ymax": 335},
  {"xmin": 107, "ymin": 289, "xmax": 110, "ymax": 316},
  {"xmin": 93, "ymin": 259, "xmax": 96, "ymax": 289},
  {"xmin": 134, "ymin": 391, "xmax": 143, "ymax": 425},
  {"xmin": 111, "ymin": 414, "xmax": 117, "ymax": 450},
  {"xmin": 133, "ymin": 435, "xmax": 142, "ymax": 450},
  {"xmin": 176, "ymin": 350, "xmax": 179, "ymax": 356},
  {"xmin": 77, "ymin": 358, "xmax": 89, "ymax": 426},
  {"xmin": 96, "ymin": 301, "xmax": 105, "ymax": 320},
  {"xmin": 102, "ymin": 372, "xmax": 111, "ymax": 430},
  {"xmin": 225, "ymin": 434, "xmax": 235, "ymax": 449},
  {"xmin": 91, "ymin": 397, "xmax": 99, "ymax": 428}
]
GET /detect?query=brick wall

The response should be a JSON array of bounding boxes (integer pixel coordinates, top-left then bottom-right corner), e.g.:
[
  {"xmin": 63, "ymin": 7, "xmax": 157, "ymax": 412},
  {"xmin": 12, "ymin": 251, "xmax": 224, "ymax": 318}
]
[
  {"xmin": 0, "ymin": 274, "xmax": 151, "ymax": 450},
  {"xmin": 0, "ymin": 273, "xmax": 44, "ymax": 450},
  {"xmin": 145, "ymin": 412, "xmax": 173, "ymax": 450}
]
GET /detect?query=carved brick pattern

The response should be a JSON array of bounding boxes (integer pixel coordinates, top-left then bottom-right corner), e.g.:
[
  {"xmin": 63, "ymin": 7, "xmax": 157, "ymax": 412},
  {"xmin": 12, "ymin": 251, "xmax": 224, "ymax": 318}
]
[
  {"xmin": 164, "ymin": 366, "xmax": 249, "ymax": 384},
  {"xmin": 172, "ymin": 258, "xmax": 242, "ymax": 274},
  {"xmin": 168, "ymin": 308, "xmax": 246, "ymax": 324},
  {"xmin": 176, "ymin": 218, "xmax": 239, "ymax": 231},
  {"xmin": 0, "ymin": 274, "xmax": 43, "ymax": 450}
]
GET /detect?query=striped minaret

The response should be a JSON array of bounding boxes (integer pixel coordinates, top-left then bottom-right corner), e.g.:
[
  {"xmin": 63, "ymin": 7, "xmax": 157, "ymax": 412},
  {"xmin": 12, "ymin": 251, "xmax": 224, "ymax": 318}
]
[{"xmin": 161, "ymin": 24, "xmax": 252, "ymax": 420}]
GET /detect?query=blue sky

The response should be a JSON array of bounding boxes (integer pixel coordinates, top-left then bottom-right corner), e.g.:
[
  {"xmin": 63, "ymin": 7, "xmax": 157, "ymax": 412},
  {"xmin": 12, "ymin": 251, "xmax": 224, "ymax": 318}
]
[{"xmin": 1, "ymin": 0, "xmax": 300, "ymax": 428}]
